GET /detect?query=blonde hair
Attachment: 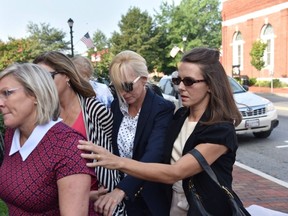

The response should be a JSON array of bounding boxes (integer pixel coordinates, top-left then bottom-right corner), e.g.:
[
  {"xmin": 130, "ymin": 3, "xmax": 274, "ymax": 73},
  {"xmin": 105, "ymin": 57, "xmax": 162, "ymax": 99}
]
[
  {"xmin": 109, "ymin": 50, "xmax": 149, "ymax": 94},
  {"xmin": 0, "ymin": 63, "xmax": 60, "ymax": 125}
]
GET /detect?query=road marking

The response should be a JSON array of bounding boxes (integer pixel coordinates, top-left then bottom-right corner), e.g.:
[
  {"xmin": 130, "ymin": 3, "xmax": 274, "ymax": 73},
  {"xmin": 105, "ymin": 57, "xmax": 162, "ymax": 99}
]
[
  {"xmin": 235, "ymin": 161, "xmax": 288, "ymax": 188},
  {"xmin": 276, "ymin": 145, "xmax": 288, "ymax": 148},
  {"xmin": 275, "ymin": 106, "xmax": 288, "ymax": 111}
]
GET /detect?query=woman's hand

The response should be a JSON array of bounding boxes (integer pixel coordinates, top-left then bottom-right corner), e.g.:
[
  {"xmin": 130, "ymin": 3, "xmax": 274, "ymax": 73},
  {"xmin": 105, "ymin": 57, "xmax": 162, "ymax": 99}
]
[
  {"xmin": 94, "ymin": 188, "xmax": 125, "ymax": 216},
  {"xmin": 78, "ymin": 140, "xmax": 122, "ymax": 170},
  {"xmin": 90, "ymin": 186, "xmax": 109, "ymax": 201}
]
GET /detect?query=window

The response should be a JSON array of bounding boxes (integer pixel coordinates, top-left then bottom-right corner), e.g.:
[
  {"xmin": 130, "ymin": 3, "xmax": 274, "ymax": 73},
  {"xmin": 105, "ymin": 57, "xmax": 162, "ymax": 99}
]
[
  {"xmin": 232, "ymin": 32, "xmax": 244, "ymax": 70},
  {"xmin": 261, "ymin": 24, "xmax": 274, "ymax": 68}
]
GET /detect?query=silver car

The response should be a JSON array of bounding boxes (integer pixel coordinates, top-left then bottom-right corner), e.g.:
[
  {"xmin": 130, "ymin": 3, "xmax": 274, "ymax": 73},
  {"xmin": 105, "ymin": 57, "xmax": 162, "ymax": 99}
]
[{"xmin": 158, "ymin": 75, "xmax": 279, "ymax": 138}]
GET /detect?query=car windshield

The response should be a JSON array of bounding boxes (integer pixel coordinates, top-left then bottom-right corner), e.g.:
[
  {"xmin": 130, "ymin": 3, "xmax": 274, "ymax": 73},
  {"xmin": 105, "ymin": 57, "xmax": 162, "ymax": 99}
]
[
  {"xmin": 159, "ymin": 77, "xmax": 176, "ymax": 96},
  {"xmin": 228, "ymin": 77, "xmax": 246, "ymax": 94}
]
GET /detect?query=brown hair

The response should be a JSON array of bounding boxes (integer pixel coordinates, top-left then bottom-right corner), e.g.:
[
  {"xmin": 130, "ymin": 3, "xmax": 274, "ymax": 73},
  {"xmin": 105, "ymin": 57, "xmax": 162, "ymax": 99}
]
[
  {"xmin": 72, "ymin": 56, "xmax": 94, "ymax": 80},
  {"xmin": 33, "ymin": 51, "xmax": 95, "ymax": 98},
  {"xmin": 181, "ymin": 47, "xmax": 242, "ymax": 126}
]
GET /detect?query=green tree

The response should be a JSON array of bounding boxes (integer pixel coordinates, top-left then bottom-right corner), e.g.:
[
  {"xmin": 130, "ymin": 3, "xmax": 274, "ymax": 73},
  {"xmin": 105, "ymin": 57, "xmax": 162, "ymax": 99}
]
[
  {"xmin": 93, "ymin": 30, "xmax": 109, "ymax": 51},
  {"xmin": 154, "ymin": 1, "xmax": 181, "ymax": 73},
  {"xmin": 168, "ymin": 0, "xmax": 221, "ymax": 49},
  {"xmin": 26, "ymin": 22, "xmax": 69, "ymax": 57},
  {"xmin": 93, "ymin": 53, "xmax": 112, "ymax": 82},
  {"xmin": 250, "ymin": 40, "xmax": 267, "ymax": 71},
  {"xmin": 0, "ymin": 38, "xmax": 35, "ymax": 70},
  {"xmin": 110, "ymin": 7, "xmax": 164, "ymax": 71},
  {"xmin": 154, "ymin": 0, "xmax": 222, "ymax": 74},
  {"xmin": 0, "ymin": 22, "xmax": 69, "ymax": 71},
  {"xmin": 84, "ymin": 30, "xmax": 111, "ymax": 81}
]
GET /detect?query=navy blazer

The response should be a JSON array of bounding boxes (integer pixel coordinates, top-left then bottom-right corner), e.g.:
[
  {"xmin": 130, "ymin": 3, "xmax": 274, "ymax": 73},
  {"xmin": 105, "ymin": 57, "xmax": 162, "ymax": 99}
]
[{"xmin": 111, "ymin": 88, "xmax": 175, "ymax": 216}]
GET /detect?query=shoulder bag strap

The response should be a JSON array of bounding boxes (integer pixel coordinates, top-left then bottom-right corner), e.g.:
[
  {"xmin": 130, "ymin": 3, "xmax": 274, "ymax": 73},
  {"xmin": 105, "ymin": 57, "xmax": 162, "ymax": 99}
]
[
  {"xmin": 190, "ymin": 148, "xmax": 222, "ymax": 187},
  {"xmin": 189, "ymin": 149, "xmax": 249, "ymax": 216}
]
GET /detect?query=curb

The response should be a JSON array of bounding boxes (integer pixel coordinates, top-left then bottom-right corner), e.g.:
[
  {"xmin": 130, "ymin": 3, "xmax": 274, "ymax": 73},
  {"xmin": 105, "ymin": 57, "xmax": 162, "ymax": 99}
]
[{"xmin": 235, "ymin": 161, "xmax": 288, "ymax": 188}]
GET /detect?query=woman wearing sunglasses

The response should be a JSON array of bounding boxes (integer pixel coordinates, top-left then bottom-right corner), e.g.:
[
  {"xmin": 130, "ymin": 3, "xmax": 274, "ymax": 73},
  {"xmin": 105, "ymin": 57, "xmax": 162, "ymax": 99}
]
[
  {"xmin": 33, "ymin": 51, "xmax": 125, "ymax": 215},
  {"xmin": 78, "ymin": 47, "xmax": 250, "ymax": 216},
  {"xmin": 87, "ymin": 50, "xmax": 175, "ymax": 216}
]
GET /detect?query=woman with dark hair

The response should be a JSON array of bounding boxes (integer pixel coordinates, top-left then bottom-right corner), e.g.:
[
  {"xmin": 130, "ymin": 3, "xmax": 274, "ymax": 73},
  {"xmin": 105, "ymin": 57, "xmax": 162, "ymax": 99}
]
[
  {"xmin": 78, "ymin": 47, "xmax": 250, "ymax": 216},
  {"xmin": 33, "ymin": 51, "xmax": 125, "ymax": 215}
]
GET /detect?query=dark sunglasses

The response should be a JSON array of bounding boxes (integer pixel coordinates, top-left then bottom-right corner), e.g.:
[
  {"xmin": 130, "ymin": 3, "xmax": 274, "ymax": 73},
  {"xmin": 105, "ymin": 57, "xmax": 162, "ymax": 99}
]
[
  {"xmin": 50, "ymin": 71, "xmax": 60, "ymax": 79},
  {"xmin": 121, "ymin": 76, "xmax": 141, "ymax": 92},
  {"xmin": 172, "ymin": 77, "xmax": 206, "ymax": 86}
]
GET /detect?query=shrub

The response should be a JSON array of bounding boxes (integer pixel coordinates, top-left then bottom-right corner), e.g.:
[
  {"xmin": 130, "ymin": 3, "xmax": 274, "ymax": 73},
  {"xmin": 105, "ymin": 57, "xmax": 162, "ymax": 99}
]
[
  {"xmin": 0, "ymin": 199, "xmax": 8, "ymax": 215},
  {"xmin": 255, "ymin": 79, "xmax": 287, "ymax": 88},
  {"xmin": 255, "ymin": 80, "xmax": 271, "ymax": 87},
  {"xmin": 249, "ymin": 78, "xmax": 257, "ymax": 86}
]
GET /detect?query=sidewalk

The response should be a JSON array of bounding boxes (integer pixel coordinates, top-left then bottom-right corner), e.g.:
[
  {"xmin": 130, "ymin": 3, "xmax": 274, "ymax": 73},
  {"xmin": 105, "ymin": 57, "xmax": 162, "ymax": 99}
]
[
  {"xmin": 233, "ymin": 163, "xmax": 288, "ymax": 213},
  {"xmin": 232, "ymin": 86, "xmax": 288, "ymax": 214},
  {"xmin": 248, "ymin": 86, "xmax": 288, "ymax": 97}
]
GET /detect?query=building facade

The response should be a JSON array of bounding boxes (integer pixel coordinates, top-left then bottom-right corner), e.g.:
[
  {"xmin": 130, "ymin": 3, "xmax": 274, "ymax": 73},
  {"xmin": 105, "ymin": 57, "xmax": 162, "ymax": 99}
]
[{"xmin": 221, "ymin": 0, "xmax": 288, "ymax": 79}]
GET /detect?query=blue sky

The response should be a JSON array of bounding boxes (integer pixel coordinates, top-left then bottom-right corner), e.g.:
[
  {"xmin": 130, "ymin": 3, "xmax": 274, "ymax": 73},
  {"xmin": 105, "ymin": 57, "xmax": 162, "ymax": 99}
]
[{"xmin": 0, "ymin": 0, "xmax": 180, "ymax": 54}]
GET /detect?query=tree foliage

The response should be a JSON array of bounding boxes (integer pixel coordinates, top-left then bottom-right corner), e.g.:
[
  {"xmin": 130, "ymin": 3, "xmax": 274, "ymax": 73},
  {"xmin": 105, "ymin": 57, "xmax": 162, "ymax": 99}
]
[
  {"xmin": 0, "ymin": 22, "xmax": 68, "ymax": 71},
  {"xmin": 0, "ymin": 38, "xmax": 35, "ymax": 70},
  {"xmin": 168, "ymin": 0, "xmax": 221, "ymax": 50},
  {"xmin": 26, "ymin": 22, "xmax": 69, "ymax": 56},
  {"xmin": 154, "ymin": 0, "xmax": 222, "ymax": 74},
  {"xmin": 250, "ymin": 40, "xmax": 267, "ymax": 71},
  {"xmin": 110, "ymin": 7, "xmax": 164, "ymax": 71},
  {"xmin": 93, "ymin": 30, "xmax": 109, "ymax": 51},
  {"xmin": 0, "ymin": 1, "xmax": 222, "ymax": 76}
]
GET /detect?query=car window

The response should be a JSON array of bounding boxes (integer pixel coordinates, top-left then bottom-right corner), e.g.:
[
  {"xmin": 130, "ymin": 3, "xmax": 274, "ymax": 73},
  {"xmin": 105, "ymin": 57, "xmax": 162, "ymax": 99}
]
[
  {"xmin": 163, "ymin": 80, "xmax": 175, "ymax": 95},
  {"xmin": 158, "ymin": 78, "xmax": 167, "ymax": 91},
  {"xmin": 228, "ymin": 77, "xmax": 246, "ymax": 94}
]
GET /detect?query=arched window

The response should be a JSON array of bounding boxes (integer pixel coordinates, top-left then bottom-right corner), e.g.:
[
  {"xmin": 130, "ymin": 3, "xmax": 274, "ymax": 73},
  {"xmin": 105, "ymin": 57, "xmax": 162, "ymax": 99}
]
[
  {"xmin": 232, "ymin": 32, "xmax": 244, "ymax": 70},
  {"xmin": 261, "ymin": 24, "xmax": 274, "ymax": 68}
]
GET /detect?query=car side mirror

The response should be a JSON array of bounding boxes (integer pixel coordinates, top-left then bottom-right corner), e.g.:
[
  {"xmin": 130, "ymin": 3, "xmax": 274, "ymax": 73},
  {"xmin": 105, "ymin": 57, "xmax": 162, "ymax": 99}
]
[{"xmin": 242, "ymin": 85, "xmax": 249, "ymax": 91}]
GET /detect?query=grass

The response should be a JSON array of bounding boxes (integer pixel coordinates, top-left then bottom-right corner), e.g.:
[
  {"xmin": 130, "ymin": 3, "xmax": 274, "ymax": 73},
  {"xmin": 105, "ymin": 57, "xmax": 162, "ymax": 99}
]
[{"xmin": 0, "ymin": 199, "xmax": 8, "ymax": 216}]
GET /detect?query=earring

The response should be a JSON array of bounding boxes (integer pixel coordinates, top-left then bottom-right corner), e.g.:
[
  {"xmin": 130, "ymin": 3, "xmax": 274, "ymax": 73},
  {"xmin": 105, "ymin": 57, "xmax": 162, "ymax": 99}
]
[{"xmin": 67, "ymin": 80, "xmax": 71, "ymax": 87}]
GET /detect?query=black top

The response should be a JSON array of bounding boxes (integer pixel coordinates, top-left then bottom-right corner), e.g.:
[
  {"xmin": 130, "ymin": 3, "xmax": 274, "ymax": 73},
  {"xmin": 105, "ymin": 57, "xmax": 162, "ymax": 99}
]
[{"xmin": 164, "ymin": 107, "xmax": 247, "ymax": 216}]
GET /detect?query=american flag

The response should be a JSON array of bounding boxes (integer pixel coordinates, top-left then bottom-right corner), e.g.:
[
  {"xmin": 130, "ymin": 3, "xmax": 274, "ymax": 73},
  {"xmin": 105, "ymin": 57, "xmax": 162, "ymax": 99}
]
[{"xmin": 80, "ymin": 32, "xmax": 95, "ymax": 49}]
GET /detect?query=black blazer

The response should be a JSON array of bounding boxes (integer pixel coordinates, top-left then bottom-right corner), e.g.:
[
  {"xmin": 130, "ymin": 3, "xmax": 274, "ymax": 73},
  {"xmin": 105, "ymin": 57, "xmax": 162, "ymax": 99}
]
[{"xmin": 111, "ymin": 88, "xmax": 175, "ymax": 216}]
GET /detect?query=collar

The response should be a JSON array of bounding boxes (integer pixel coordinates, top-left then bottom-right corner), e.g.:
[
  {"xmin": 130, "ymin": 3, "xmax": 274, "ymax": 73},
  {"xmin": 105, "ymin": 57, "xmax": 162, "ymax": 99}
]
[
  {"xmin": 9, "ymin": 118, "xmax": 61, "ymax": 161},
  {"xmin": 119, "ymin": 101, "xmax": 129, "ymax": 115}
]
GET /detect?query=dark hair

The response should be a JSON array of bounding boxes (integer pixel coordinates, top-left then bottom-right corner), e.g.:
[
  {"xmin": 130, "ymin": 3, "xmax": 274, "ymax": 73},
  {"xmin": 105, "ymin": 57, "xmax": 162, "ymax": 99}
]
[
  {"xmin": 181, "ymin": 47, "xmax": 242, "ymax": 126},
  {"xmin": 33, "ymin": 51, "xmax": 95, "ymax": 98}
]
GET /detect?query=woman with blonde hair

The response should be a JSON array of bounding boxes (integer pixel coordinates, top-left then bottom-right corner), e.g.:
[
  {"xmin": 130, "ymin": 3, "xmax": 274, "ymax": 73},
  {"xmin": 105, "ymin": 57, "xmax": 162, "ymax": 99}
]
[
  {"xmin": 87, "ymin": 50, "xmax": 175, "ymax": 216},
  {"xmin": 0, "ymin": 63, "xmax": 97, "ymax": 215}
]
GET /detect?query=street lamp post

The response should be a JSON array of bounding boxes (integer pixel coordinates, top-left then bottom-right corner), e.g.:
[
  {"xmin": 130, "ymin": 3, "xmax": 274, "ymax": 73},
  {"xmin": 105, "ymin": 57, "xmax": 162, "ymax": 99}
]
[{"xmin": 67, "ymin": 18, "xmax": 74, "ymax": 57}]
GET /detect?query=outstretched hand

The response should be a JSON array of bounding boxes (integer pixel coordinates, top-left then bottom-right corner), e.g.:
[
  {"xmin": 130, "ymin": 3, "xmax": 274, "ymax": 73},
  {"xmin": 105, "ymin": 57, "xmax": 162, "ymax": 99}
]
[{"xmin": 77, "ymin": 140, "xmax": 122, "ymax": 170}]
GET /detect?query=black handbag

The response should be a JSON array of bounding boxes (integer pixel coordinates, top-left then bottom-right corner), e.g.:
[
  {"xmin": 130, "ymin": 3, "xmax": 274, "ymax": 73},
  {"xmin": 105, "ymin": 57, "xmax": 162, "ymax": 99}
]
[{"xmin": 187, "ymin": 149, "xmax": 250, "ymax": 216}]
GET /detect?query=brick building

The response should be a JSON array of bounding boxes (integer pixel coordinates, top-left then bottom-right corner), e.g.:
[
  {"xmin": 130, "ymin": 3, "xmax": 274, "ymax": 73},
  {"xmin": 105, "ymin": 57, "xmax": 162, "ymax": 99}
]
[{"xmin": 221, "ymin": 0, "xmax": 288, "ymax": 80}]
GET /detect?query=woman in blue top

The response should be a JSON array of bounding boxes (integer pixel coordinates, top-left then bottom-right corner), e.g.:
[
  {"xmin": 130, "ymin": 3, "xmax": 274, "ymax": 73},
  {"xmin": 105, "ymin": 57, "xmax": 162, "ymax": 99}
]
[{"xmin": 87, "ymin": 50, "xmax": 175, "ymax": 216}]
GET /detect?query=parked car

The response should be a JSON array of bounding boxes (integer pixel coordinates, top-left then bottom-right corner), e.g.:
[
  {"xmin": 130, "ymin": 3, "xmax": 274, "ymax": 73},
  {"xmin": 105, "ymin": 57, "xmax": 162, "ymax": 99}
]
[
  {"xmin": 158, "ymin": 75, "xmax": 279, "ymax": 138},
  {"xmin": 158, "ymin": 75, "xmax": 182, "ymax": 110}
]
